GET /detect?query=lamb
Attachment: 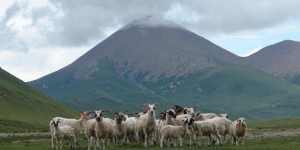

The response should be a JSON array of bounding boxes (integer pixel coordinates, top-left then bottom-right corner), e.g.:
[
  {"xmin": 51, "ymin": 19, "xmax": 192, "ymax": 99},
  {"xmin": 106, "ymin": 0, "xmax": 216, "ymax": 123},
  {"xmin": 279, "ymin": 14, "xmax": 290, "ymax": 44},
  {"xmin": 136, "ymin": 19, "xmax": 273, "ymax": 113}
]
[
  {"xmin": 173, "ymin": 114, "xmax": 193, "ymax": 145},
  {"xmin": 135, "ymin": 104, "xmax": 158, "ymax": 147},
  {"xmin": 229, "ymin": 117, "xmax": 247, "ymax": 146},
  {"xmin": 51, "ymin": 119, "xmax": 76, "ymax": 150},
  {"xmin": 50, "ymin": 112, "xmax": 89, "ymax": 149},
  {"xmin": 160, "ymin": 117, "xmax": 191, "ymax": 147},
  {"xmin": 94, "ymin": 110, "xmax": 116, "ymax": 149},
  {"xmin": 190, "ymin": 118, "xmax": 222, "ymax": 146}
]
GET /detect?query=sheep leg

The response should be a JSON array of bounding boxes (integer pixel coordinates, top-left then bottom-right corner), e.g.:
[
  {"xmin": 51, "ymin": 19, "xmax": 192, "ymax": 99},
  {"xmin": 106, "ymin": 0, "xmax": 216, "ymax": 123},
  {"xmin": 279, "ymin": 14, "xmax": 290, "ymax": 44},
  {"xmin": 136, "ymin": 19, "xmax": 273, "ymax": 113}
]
[
  {"xmin": 195, "ymin": 134, "xmax": 201, "ymax": 146},
  {"xmin": 223, "ymin": 134, "xmax": 227, "ymax": 144},
  {"xmin": 241, "ymin": 137, "xmax": 245, "ymax": 146},
  {"xmin": 75, "ymin": 135, "xmax": 80, "ymax": 148},
  {"xmin": 59, "ymin": 139, "xmax": 62, "ymax": 150},
  {"xmin": 143, "ymin": 128, "xmax": 148, "ymax": 147},
  {"xmin": 149, "ymin": 132, "xmax": 154, "ymax": 145},
  {"xmin": 208, "ymin": 135, "xmax": 212, "ymax": 146},
  {"xmin": 101, "ymin": 138, "xmax": 106, "ymax": 149},
  {"xmin": 234, "ymin": 137, "xmax": 238, "ymax": 146},
  {"xmin": 160, "ymin": 135, "xmax": 164, "ymax": 148},
  {"xmin": 187, "ymin": 130, "xmax": 193, "ymax": 145},
  {"xmin": 51, "ymin": 135, "xmax": 54, "ymax": 149},
  {"xmin": 55, "ymin": 138, "xmax": 59, "ymax": 150},
  {"xmin": 74, "ymin": 136, "xmax": 77, "ymax": 149},
  {"xmin": 179, "ymin": 136, "xmax": 183, "ymax": 147},
  {"xmin": 215, "ymin": 132, "xmax": 223, "ymax": 146}
]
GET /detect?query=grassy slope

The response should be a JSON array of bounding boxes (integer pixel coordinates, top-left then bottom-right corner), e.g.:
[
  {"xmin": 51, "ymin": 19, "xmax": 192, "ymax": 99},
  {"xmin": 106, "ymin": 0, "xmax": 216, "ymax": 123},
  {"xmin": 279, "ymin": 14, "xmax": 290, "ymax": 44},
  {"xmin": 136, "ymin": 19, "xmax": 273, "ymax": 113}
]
[
  {"xmin": 0, "ymin": 68, "xmax": 77, "ymax": 132},
  {"xmin": 250, "ymin": 116, "xmax": 300, "ymax": 129},
  {"xmin": 31, "ymin": 59, "xmax": 300, "ymax": 120},
  {"xmin": 148, "ymin": 63, "xmax": 300, "ymax": 120}
]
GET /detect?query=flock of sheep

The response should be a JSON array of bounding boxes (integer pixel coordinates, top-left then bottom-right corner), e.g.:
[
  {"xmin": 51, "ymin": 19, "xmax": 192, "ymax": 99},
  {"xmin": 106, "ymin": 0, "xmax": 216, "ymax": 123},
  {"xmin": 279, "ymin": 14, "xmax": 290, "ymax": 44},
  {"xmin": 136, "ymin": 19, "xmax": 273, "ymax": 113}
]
[{"xmin": 49, "ymin": 104, "xmax": 247, "ymax": 150}]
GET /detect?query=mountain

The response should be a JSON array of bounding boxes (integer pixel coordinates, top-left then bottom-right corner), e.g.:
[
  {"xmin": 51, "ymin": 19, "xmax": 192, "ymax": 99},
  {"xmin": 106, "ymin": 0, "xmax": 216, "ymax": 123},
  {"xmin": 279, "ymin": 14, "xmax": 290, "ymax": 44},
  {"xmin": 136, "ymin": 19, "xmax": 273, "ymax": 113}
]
[
  {"xmin": 30, "ymin": 19, "xmax": 300, "ymax": 120},
  {"xmin": 244, "ymin": 40, "xmax": 300, "ymax": 85},
  {"xmin": 0, "ymin": 67, "xmax": 77, "ymax": 131}
]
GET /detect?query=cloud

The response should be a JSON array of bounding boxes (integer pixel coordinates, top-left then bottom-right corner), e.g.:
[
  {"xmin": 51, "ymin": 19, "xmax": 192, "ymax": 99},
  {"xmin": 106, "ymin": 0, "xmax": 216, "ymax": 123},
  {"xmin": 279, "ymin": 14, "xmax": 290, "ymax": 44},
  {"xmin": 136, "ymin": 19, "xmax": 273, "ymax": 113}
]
[
  {"xmin": 244, "ymin": 47, "xmax": 263, "ymax": 57},
  {"xmin": 2, "ymin": 0, "xmax": 300, "ymax": 49},
  {"xmin": 0, "ymin": 45, "xmax": 92, "ymax": 81},
  {"xmin": 1, "ymin": 0, "xmax": 300, "ymax": 81}
]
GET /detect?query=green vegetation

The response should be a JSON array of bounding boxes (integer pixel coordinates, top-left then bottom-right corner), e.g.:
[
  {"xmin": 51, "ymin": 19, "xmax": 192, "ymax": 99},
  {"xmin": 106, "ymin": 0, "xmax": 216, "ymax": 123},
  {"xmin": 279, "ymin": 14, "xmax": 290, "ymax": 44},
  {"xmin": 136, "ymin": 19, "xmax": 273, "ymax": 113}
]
[
  {"xmin": 1, "ymin": 114, "xmax": 300, "ymax": 149},
  {"xmin": 0, "ymin": 135, "xmax": 300, "ymax": 150},
  {"xmin": 31, "ymin": 59, "xmax": 300, "ymax": 120},
  {"xmin": 249, "ymin": 116, "xmax": 300, "ymax": 129},
  {"xmin": 0, "ymin": 68, "xmax": 77, "ymax": 132}
]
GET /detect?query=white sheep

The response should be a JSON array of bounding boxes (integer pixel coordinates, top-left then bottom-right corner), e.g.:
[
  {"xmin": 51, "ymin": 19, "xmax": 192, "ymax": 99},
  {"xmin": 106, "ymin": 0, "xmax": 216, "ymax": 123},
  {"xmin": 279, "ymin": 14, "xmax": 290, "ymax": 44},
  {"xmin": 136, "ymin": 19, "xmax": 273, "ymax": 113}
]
[
  {"xmin": 123, "ymin": 114, "xmax": 137, "ymax": 142},
  {"xmin": 194, "ymin": 112, "xmax": 218, "ymax": 121},
  {"xmin": 135, "ymin": 104, "xmax": 158, "ymax": 147},
  {"xmin": 51, "ymin": 119, "xmax": 76, "ymax": 150},
  {"xmin": 114, "ymin": 112, "xmax": 127, "ymax": 144},
  {"xmin": 50, "ymin": 112, "xmax": 89, "ymax": 149},
  {"xmin": 94, "ymin": 110, "xmax": 116, "ymax": 149},
  {"xmin": 174, "ymin": 114, "xmax": 193, "ymax": 145},
  {"xmin": 229, "ymin": 117, "xmax": 247, "ymax": 146},
  {"xmin": 190, "ymin": 118, "xmax": 222, "ymax": 146},
  {"xmin": 85, "ymin": 118, "xmax": 97, "ymax": 150},
  {"xmin": 160, "ymin": 117, "xmax": 191, "ymax": 147}
]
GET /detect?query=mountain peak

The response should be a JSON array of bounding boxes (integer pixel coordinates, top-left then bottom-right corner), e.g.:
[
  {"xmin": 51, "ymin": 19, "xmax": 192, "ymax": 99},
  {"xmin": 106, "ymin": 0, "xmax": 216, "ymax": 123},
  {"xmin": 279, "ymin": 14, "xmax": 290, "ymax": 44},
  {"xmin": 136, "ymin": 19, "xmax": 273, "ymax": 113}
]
[
  {"xmin": 244, "ymin": 39, "xmax": 300, "ymax": 81},
  {"xmin": 123, "ymin": 16, "xmax": 181, "ymax": 30}
]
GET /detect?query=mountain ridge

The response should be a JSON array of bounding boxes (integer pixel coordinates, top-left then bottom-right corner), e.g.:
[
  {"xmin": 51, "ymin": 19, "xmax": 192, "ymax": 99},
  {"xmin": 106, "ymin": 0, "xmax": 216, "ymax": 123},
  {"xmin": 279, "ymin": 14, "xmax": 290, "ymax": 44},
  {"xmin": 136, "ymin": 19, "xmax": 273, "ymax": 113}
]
[
  {"xmin": 244, "ymin": 40, "xmax": 300, "ymax": 85},
  {"xmin": 0, "ymin": 67, "xmax": 77, "ymax": 131},
  {"xmin": 29, "ymin": 20, "xmax": 300, "ymax": 120}
]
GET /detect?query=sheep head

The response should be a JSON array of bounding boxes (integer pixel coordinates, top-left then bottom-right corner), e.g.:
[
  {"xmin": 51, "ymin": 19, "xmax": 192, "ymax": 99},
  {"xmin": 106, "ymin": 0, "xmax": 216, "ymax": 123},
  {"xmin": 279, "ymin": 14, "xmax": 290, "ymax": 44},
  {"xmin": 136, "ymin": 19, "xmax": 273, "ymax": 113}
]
[
  {"xmin": 237, "ymin": 117, "xmax": 247, "ymax": 127},
  {"xmin": 184, "ymin": 107, "xmax": 195, "ymax": 116},
  {"xmin": 52, "ymin": 119, "xmax": 61, "ymax": 127},
  {"xmin": 95, "ymin": 110, "xmax": 104, "ymax": 122},
  {"xmin": 220, "ymin": 113, "xmax": 229, "ymax": 118},
  {"xmin": 115, "ymin": 112, "xmax": 126, "ymax": 124},
  {"xmin": 144, "ymin": 104, "xmax": 158, "ymax": 116},
  {"xmin": 166, "ymin": 109, "xmax": 176, "ymax": 119}
]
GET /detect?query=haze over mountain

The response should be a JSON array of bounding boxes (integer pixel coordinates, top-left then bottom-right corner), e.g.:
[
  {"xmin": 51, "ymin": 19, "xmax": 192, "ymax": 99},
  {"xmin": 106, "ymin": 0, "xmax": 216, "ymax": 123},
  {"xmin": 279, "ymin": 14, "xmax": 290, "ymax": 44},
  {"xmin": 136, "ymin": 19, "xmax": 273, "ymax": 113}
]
[
  {"xmin": 30, "ymin": 18, "xmax": 300, "ymax": 120},
  {"xmin": 244, "ymin": 40, "xmax": 300, "ymax": 85},
  {"xmin": 61, "ymin": 18, "xmax": 240, "ymax": 82},
  {"xmin": 0, "ymin": 67, "xmax": 76, "ymax": 131}
]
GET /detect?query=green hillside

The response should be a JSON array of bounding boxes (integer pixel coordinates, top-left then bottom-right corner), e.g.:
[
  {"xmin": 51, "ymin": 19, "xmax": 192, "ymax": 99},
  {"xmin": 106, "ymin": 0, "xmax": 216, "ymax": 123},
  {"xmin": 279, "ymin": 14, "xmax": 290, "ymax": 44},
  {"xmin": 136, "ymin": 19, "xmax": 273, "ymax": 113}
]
[
  {"xmin": 31, "ymin": 59, "xmax": 300, "ymax": 120},
  {"xmin": 0, "ymin": 68, "xmax": 77, "ymax": 132},
  {"xmin": 151, "ymin": 62, "xmax": 300, "ymax": 120},
  {"xmin": 250, "ymin": 116, "xmax": 300, "ymax": 129}
]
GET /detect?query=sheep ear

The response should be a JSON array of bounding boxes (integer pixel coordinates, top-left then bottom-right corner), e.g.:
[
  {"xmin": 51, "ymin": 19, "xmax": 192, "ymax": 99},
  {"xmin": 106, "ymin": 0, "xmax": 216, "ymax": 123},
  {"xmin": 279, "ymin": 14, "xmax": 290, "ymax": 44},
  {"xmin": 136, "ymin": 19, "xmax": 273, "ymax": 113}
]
[{"xmin": 193, "ymin": 106, "xmax": 197, "ymax": 110}]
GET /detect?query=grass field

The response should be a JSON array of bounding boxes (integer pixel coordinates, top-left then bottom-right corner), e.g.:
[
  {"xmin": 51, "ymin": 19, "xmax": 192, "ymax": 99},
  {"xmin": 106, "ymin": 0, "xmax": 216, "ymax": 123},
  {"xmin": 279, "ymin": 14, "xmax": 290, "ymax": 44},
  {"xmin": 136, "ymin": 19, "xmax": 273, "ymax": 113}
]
[
  {"xmin": 1, "ymin": 116, "xmax": 300, "ymax": 150},
  {"xmin": 1, "ymin": 135, "xmax": 300, "ymax": 150}
]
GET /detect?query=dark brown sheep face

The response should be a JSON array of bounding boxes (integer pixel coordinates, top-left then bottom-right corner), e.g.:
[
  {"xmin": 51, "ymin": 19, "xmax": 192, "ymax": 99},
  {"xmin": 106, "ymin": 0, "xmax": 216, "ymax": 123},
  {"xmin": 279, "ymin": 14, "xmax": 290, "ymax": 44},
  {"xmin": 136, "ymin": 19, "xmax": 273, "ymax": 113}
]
[
  {"xmin": 115, "ymin": 112, "xmax": 126, "ymax": 124},
  {"xmin": 167, "ymin": 109, "xmax": 176, "ymax": 118}
]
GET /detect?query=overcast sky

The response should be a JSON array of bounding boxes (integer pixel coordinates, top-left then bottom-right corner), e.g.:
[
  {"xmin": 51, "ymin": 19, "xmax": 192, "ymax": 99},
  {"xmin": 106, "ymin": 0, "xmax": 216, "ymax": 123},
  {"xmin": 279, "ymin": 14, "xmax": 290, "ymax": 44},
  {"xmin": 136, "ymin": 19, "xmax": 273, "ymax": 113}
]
[{"xmin": 1, "ymin": 0, "xmax": 300, "ymax": 82}]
